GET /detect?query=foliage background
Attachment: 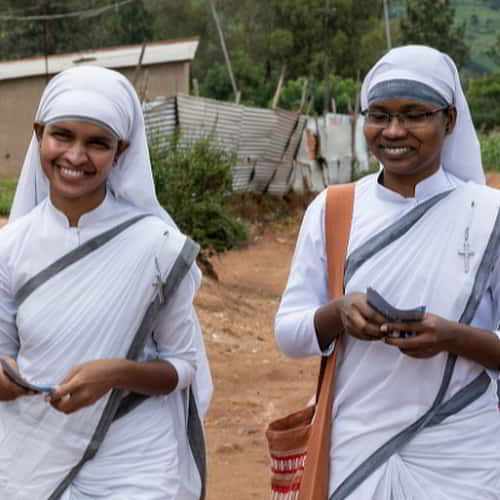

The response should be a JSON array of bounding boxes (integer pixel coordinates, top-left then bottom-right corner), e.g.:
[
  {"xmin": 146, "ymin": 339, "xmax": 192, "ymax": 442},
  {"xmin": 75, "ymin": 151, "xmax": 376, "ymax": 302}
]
[
  {"xmin": 2, "ymin": 0, "xmax": 500, "ymax": 236},
  {"xmin": 1, "ymin": 1, "xmax": 499, "ymax": 122},
  {"xmin": 150, "ymin": 132, "xmax": 248, "ymax": 251}
]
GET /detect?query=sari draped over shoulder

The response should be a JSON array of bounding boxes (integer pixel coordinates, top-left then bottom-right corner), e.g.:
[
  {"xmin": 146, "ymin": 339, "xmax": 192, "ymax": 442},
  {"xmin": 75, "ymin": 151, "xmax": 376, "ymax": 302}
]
[{"xmin": 0, "ymin": 206, "xmax": 199, "ymax": 499}]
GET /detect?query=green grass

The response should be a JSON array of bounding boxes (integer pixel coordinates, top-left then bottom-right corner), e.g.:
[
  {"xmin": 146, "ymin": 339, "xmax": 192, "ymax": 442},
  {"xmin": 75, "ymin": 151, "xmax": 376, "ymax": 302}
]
[{"xmin": 0, "ymin": 179, "xmax": 16, "ymax": 215}]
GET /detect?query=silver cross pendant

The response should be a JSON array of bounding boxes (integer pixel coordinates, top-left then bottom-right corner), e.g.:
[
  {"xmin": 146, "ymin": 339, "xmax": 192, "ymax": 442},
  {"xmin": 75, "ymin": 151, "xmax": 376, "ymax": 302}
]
[
  {"xmin": 458, "ymin": 227, "xmax": 475, "ymax": 274},
  {"xmin": 152, "ymin": 257, "xmax": 166, "ymax": 303}
]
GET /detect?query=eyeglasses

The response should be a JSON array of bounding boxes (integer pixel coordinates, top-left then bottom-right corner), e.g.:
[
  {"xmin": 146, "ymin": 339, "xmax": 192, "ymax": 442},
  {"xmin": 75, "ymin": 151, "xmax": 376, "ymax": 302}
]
[{"xmin": 361, "ymin": 107, "xmax": 450, "ymax": 129}]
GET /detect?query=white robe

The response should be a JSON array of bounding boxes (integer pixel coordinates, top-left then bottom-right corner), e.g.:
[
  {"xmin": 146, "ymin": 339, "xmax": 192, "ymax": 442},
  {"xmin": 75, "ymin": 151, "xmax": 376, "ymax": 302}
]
[
  {"xmin": 276, "ymin": 168, "xmax": 500, "ymax": 499},
  {"xmin": 0, "ymin": 192, "xmax": 205, "ymax": 499}
]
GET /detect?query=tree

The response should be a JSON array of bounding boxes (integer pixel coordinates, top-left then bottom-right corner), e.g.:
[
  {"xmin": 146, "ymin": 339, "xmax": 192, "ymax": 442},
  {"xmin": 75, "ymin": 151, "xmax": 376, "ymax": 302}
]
[
  {"xmin": 400, "ymin": 0, "xmax": 469, "ymax": 68},
  {"xmin": 266, "ymin": 0, "xmax": 384, "ymax": 80},
  {"xmin": 0, "ymin": 0, "xmax": 153, "ymax": 61}
]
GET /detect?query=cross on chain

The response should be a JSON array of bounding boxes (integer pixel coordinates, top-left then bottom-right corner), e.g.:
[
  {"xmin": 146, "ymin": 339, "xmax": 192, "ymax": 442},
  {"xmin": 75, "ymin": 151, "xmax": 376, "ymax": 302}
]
[
  {"xmin": 152, "ymin": 257, "xmax": 166, "ymax": 303},
  {"xmin": 458, "ymin": 227, "xmax": 475, "ymax": 274}
]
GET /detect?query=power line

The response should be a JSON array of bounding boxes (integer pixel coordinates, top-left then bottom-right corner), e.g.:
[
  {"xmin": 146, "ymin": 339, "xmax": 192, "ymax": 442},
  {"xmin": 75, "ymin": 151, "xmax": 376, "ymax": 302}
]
[
  {"xmin": 0, "ymin": 0, "xmax": 134, "ymax": 22},
  {"xmin": 0, "ymin": 1, "xmax": 85, "ymax": 15}
]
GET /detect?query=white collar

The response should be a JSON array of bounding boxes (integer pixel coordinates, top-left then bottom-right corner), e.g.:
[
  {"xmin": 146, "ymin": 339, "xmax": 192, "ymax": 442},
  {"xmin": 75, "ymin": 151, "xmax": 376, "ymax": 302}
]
[
  {"xmin": 375, "ymin": 167, "xmax": 456, "ymax": 204},
  {"xmin": 47, "ymin": 188, "xmax": 116, "ymax": 229}
]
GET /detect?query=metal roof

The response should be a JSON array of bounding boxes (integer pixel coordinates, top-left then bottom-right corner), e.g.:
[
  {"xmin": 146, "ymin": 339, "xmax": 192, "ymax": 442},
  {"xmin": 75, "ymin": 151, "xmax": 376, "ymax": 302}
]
[{"xmin": 0, "ymin": 37, "xmax": 199, "ymax": 81}]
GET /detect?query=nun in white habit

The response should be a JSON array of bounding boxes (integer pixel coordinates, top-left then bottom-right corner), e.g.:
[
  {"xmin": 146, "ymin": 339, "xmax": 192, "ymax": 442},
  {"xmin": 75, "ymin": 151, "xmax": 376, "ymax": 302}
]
[
  {"xmin": 0, "ymin": 65, "xmax": 212, "ymax": 499},
  {"xmin": 276, "ymin": 45, "xmax": 500, "ymax": 499}
]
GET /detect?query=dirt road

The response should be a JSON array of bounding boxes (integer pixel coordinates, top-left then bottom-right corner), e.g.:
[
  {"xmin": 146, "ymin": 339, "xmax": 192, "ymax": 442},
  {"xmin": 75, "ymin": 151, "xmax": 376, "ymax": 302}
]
[{"xmin": 197, "ymin": 215, "xmax": 317, "ymax": 499}]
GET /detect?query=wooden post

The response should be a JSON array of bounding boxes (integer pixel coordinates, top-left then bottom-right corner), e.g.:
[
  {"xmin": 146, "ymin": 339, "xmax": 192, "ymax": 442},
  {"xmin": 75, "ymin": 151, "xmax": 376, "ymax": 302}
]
[
  {"xmin": 208, "ymin": 0, "xmax": 239, "ymax": 101},
  {"xmin": 383, "ymin": 0, "xmax": 392, "ymax": 51},
  {"xmin": 42, "ymin": 0, "xmax": 50, "ymax": 83},
  {"xmin": 299, "ymin": 79, "xmax": 309, "ymax": 112},
  {"xmin": 192, "ymin": 78, "xmax": 200, "ymax": 97},
  {"xmin": 139, "ymin": 69, "xmax": 150, "ymax": 103},
  {"xmin": 133, "ymin": 43, "xmax": 147, "ymax": 87},
  {"xmin": 306, "ymin": 95, "xmax": 314, "ymax": 115},
  {"xmin": 271, "ymin": 65, "xmax": 286, "ymax": 109}
]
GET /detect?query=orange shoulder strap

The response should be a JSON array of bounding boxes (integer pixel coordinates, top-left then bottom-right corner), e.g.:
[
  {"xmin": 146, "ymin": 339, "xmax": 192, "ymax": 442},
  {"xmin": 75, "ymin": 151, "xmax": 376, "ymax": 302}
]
[
  {"xmin": 298, "ymin": 182, "xmax": 354, "ymax": 500},
  {"xmin": 326, "ymin": 183, "xmax": 355, "ymax": 299}
]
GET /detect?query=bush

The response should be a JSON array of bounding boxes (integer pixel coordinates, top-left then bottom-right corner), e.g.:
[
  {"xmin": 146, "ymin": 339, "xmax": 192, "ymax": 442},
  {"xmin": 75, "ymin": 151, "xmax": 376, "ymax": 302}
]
[
  {"xmin": 466, "ymin": 74, "xmax": 500, "ymax": 132},
  {"xmin": 150, "ymin": 132, "xmax": 248, "ymax": 252},
  {"xmin": 0, "ymin": 179, "xmax": 17, "ymax": 215},
  {"xmin": 480, "ymin": 133, "xmax": 500, "ymax": 171}
]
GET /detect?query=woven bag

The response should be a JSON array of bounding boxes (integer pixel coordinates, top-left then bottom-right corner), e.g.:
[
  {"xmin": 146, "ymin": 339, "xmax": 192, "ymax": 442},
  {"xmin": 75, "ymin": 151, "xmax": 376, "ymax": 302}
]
[{"xmin": 266, "ymin": 183, "xmax": 354, "ymax": 500}]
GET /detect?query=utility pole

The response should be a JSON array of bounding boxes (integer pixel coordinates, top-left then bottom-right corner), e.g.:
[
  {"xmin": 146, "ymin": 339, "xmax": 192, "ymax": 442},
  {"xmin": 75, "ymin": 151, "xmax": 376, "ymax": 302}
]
[
  {"xmin": 383, "ymin": 0, "xmax": 392, "ymax": 51},
  {"xmin": 42, "ymin": 0, "xmax": 50, "ymax": 83},
  {"xmin": 319, "ymin": 0, "xmax": 336, "ymax": 113},
  {"xmin": 208, "ymin": 0, "xmax": 239, "ymax": 102}
]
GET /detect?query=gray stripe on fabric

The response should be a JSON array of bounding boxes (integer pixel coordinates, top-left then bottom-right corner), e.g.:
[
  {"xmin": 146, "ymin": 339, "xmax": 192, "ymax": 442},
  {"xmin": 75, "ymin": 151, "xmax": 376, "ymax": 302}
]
[
  {"xmin": 367, "ymin": 80, "xmax": 448, "ymax": 108},
  {"xmin": 328, "ymin": 354, "xmax": 456, "ymax": 500},
  {"xmin": 427, "ymin": 371, "xmax": 490, "ymax": 427},
  {"xmin": 16, "ymin": 215, "xmax": 148, "ymax": 306},
  {"xmin": 49, "ymin": 239, "xmax": 202, "ymax": 499},
  {"xmin": 188, "ymin": 386, "xmax": 207, "ymax": 500},
  {"xmin": 344, "ymin": 190, "xmax": 452, "ymax": 286},
  {"xmin": 112, "ymin": 237, "xmax": 201, "ymax": 422},
  {"xmin": 459, "ymin": 208, "xmax": 500, "ymax": 325},
  {"xmin": 112, "ymin": 392, "xmax": 148, "ymax": 421},
  {"xmin": 329, "ymin": 206, "xmax": 500, "ymax": 500},
  {"xmin": 45, "ymin": 115, "xmax": 120, "ymax": 139}
]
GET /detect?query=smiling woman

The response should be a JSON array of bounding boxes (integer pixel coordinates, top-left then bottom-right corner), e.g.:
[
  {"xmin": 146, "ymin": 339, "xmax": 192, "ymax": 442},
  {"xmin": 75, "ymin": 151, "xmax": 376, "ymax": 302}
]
[
  {"xmin": 33, "ymin": 120, "xmax": 128, "ymax": 226},
  {"xmin": 275, "ymin": 45, "xmax": 500, "ymax": 500},
  {"xmin": 361, "ymin": 97, "xmax": 455, "ymax": 197},
  {"xmin": 0, "ymin": 66, "xmax": 212, "ymax": 499}
]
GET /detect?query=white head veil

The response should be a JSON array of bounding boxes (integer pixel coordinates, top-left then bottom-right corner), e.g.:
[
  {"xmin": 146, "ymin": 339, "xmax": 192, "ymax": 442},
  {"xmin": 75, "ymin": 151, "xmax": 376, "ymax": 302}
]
[
  {"xmin": 9, "ymin": 64, "xmax": 181, "ymax": 224},
  {"xmin": 360, "ymin": 45, "xmax": 484, "ymax": 184},
  {"xmin": 9, "ymin": 65, "xmax": 212, "ymax": 418}
]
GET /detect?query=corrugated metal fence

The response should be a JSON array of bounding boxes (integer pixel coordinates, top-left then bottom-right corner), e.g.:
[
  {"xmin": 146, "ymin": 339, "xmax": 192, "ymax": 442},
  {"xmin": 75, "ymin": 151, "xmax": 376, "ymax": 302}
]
[
  {"xmin": 143, "ymin": 94, "xmax": 306, "ymax": 196},
  {"xmin": 143, "ymin": 94, "xmax": 369, "ymax": 195}
]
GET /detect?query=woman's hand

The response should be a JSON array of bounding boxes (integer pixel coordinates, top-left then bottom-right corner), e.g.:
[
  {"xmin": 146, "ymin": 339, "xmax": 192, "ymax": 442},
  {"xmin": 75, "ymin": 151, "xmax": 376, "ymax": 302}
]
[
  {"xmin": 315, "ymin": 292, "xmax": 387, "ymax": 349},
  {"xmin": 381, "ymin": 313, "xmax": 453, "ymax": 358},
  {"xmin": 47, "ymin": 359, "xmax": 117, "ymax": 414},
  {"xmin": 47, "ymin": 358, "xmax": 179, "ymax": 414},
  {"xmin": 336, "ymin": 292, "xmax": 387, "ymax": 341},
  {"xmin": 0, "ymin": 356, "xmax": 37, "ymax": 401}
]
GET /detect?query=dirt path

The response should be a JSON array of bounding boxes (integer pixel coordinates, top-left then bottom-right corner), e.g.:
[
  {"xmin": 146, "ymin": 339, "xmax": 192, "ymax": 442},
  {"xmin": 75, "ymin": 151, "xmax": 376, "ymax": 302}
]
[{"xmin": 197, "ymin": 216, "xmax": 318, "ymax": 499}]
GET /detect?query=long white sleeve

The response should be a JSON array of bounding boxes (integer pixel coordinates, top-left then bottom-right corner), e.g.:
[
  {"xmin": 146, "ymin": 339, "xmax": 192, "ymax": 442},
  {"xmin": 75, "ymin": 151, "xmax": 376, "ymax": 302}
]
[{"xmin": 275, "ymin": 191, "xmax": 329, "ymax": 358}]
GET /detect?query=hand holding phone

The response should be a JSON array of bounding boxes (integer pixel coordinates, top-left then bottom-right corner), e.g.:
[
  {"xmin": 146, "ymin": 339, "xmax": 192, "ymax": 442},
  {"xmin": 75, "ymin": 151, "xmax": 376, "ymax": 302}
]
[
  {"xmin": 0, "ymin": 358, "xmax": 54, "ymax": 393},
  {"xmin": 366, "ymin": 287, "xmax": 425, "ymax": 339}
]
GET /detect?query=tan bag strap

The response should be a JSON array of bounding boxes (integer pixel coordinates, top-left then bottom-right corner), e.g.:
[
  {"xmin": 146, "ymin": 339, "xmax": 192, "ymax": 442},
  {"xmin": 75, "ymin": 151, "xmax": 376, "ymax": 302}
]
[
  {"xmin": 326, "ymin": 184, "xmax": 355, "ymax": 299},
  {"xmin": 314, "ymin": 183, "xmax": 355, "ymax": 399},
  {"xmin": 298, "ymin": 183, "xmax": 354, "ymax": 500}
]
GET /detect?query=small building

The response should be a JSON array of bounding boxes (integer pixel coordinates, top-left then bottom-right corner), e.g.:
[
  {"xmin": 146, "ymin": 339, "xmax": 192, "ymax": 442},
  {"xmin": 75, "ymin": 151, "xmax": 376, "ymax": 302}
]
[{"xmin": 0, "ymin": 37, "xmax": 199, "ymax": 179}]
